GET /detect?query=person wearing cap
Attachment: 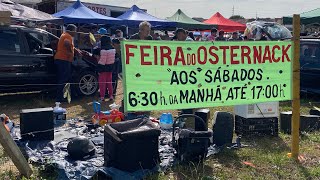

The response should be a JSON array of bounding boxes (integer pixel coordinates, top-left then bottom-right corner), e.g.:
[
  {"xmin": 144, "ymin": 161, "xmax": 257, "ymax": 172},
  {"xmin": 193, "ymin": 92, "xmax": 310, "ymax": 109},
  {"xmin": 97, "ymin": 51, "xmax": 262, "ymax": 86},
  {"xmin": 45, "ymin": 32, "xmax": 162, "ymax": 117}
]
[
  {"xmin": 54, "ymin": 24, "xmax": 78, "ymax": 102},
  {"xmin": 207, "ymin": 28, "xmax": 217, "ymax": 41},
  {"xmin": 215, "ymin": 30, "xmax": 226, "ymax": 41},
  {"xmin": 96, "ymin": 36, "xmax": 115, "ymax": 102},
  {"xmin": 95, "ymin": 27, "xmax": 108, "ymax": 49},
  {"xmin": 130, "ymin": 21, "xmax": 153, "ymax": 40}
]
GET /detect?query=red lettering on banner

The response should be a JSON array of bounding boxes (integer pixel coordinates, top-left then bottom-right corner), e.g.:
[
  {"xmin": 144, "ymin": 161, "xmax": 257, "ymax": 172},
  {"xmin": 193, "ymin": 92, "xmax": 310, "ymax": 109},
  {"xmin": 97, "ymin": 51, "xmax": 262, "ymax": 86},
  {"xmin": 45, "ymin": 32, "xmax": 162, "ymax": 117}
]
[
  {"xmin": 230, "ymin": 46, "xmax": 240, "ymax": 64},
  {"xmin": 154, "ymin": 46, "xmax": 158, "ymax": 65},
  {"xmin": 140, "ymin": 46, "xmax": 152, "ymax": 65},
  {"xmin": 209, "ymin": 46, "xmax": 219, "ymax": 64},
  {"xmin": 125, "ymin": 44, "xmax": 137, "ymax": 64},
  {"xmin": 160, "ymin": 46, "xmax": 172, "ymax": 65},
  {"xmin": 263, "ymin": 46, "xmax": 272, "ymax": 63},
  {"xmin": 174, "ymin": 47, "xmax": 186, "ymax": 65},
  {"xmin": 241, "ymin": 46, "xmax": 251, "ymax": 64},
  {"xmin": 272, "ymin": 45, "xmax": 281, "ymax": 62},
  {"xmin": 253, "ymin": 46, "xmax": 262, "ymax": 64},
  {"xmin": 282, "ymin": 45, "xmax": 291, "ymax": 62},
  {"xmin": 197, "ymin": 46, "xmax": 207, "ymax": 65},
  {"xmin": 220, "ymin": 46, "xmax": 229, "ymax": 64}
]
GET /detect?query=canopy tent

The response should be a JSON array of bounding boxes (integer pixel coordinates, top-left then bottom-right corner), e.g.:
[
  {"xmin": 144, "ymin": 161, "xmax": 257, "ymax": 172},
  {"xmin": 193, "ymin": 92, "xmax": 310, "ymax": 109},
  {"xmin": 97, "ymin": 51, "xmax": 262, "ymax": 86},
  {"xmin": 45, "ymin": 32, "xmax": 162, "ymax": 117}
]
[
  {"xmin": 117, "ymin": 5, "xmax": 176, "ymax": 28},
  {"xmin": 53, "ymin": 0, "xmax": 120, "ymax": 24},
  {"xmin": 166, "ymin": 9, "xmax": 215, "ymax": 30},
  {"xmin": 283, "ymin": 8, "xmax": 320, "ymax": 25},
  {"xmin": 0, "ymin": 0, "xmax": 62, "ymax": 24},
  {"xmin": 204, "ymin": 12, "xmax": 246, "ymax": 32}
]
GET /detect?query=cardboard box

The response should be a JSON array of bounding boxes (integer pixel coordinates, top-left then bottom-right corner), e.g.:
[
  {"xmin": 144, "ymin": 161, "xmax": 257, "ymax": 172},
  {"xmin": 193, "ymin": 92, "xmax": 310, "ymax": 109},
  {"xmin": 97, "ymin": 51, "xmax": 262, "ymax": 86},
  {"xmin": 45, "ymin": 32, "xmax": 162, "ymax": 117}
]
[{"xmin": 0, "ymin": 11, "xmax": 12, "ymax": 26}]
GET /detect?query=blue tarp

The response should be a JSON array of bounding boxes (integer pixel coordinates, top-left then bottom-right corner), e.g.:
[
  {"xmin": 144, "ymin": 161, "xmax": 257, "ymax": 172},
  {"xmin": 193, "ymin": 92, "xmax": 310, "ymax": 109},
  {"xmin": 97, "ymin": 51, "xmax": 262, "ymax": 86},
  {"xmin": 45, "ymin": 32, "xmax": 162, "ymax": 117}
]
[
  {"xmin": 53, "ymin": 0, "xmax": 121, "ymax": 24},
  {"xmin": 117, "ymin": 5, "xmax": 177, "ymax": 28}
]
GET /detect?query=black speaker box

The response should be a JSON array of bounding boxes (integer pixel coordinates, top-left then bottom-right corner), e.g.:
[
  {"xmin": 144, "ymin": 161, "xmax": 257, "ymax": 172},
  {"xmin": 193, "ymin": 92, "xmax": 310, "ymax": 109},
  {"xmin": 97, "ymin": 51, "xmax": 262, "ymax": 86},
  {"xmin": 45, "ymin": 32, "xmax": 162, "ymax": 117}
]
[
  {"xmin": 20, "ymin": 107, "xmax": 54, "ymax": 141},
  {"xmin": 280, "ymin": 111, "xmax": 320, "ymax": 134},
  {"xmin": 310, "ymin": 109, "xmax": 320, "ymax": 116}
]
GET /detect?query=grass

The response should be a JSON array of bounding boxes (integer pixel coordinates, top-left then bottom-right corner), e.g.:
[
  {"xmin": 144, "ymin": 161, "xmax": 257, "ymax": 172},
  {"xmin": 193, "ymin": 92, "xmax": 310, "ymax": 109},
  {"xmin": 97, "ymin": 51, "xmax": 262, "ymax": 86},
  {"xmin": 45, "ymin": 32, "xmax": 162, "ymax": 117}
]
[
  {"xmin": 0, "ymin": 81, "xmax": 320, "ymax": 179},
  {"xmin": 149, "ymin": 132, "xmax": 320, "ymax": 180}
]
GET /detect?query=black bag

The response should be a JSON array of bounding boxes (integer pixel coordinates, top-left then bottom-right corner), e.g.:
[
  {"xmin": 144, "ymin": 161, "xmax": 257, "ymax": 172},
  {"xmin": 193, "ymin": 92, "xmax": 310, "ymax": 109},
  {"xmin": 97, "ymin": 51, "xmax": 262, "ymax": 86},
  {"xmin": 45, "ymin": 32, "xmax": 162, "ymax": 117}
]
[{"xmin": 172, "ymin": 114, "xmax": 212, "ymax": 162}]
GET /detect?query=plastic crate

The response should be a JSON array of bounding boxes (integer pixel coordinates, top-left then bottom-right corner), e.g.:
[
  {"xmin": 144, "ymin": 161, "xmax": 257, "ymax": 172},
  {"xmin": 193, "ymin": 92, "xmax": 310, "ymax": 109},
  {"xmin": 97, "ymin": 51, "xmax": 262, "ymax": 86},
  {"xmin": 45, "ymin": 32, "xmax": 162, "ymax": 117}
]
[{"xmin": 235, "ymin": 115, "xmax": 278, "ymax": 136}]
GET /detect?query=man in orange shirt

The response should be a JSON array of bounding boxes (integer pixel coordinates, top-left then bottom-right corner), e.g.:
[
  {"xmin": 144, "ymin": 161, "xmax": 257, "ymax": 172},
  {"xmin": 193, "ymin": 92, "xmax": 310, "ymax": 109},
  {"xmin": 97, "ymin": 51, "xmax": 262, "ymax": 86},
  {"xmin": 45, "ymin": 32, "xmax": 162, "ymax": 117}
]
[{"xmin": 54, "ymin": 24, "xmax": 77, "ymax": 102}]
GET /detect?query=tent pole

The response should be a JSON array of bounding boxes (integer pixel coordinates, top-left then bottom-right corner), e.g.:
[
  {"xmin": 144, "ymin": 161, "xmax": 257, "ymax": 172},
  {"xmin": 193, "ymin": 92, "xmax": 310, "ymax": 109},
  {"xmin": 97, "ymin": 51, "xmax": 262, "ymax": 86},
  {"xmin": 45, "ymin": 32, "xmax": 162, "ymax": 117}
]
[{"xmin": 126, "ymin": 26, "xmax": 129, "ymax": 38}]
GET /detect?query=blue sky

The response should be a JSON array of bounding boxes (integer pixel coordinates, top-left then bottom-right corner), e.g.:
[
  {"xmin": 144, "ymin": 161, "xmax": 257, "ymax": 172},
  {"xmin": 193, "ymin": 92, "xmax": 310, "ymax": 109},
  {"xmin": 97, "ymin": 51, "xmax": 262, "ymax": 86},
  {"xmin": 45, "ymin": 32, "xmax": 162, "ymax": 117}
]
[{"xmin": 83, "ymin": 0, "xmax": 320, "ymax": 19}]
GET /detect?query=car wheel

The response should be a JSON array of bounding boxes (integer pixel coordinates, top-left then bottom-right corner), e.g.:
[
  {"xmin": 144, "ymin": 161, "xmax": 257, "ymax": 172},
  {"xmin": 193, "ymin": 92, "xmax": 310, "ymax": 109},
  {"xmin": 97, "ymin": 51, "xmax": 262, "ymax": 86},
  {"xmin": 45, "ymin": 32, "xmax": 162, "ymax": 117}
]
[{"xmin": 76, "ymin": 71, "xmax": 98, "ymax": 96}]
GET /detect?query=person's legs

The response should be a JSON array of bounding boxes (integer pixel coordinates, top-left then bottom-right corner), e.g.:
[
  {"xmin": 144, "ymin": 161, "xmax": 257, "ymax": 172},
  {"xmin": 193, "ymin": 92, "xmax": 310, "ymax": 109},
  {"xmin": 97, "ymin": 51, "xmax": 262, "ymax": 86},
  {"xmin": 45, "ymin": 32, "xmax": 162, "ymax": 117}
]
[
  {"xmin": 98, "ymin": 72, "xmax": 107, "ymax": 100},
  {"xmin": 55, "ymin": 60, "xmax": 70, "ymax": 102},
  {"xmin": 105, "ymin": 72, "xmax": 113, "ymax": 100}
]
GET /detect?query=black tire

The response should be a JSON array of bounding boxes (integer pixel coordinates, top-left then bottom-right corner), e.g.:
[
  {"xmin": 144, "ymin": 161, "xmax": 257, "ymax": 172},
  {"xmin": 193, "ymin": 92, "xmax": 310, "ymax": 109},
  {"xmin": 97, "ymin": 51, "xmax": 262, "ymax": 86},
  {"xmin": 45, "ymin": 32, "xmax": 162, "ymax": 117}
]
[
  {"xmin": 75, "ymin": 71, "xmax": 98, "ymax": 96},
  {"xmin": 212, "ymin": 111, "xmax": 234, "ymax": 146}
]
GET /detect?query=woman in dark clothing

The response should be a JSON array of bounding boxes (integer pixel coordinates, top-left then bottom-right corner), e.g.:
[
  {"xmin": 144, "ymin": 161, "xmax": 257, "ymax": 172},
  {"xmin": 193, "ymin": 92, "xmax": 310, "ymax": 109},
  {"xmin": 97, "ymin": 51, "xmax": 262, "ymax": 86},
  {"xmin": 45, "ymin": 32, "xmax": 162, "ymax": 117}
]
[{"xmin": 111, "ymin": 38, "xmax": 122, "ymax": 98}]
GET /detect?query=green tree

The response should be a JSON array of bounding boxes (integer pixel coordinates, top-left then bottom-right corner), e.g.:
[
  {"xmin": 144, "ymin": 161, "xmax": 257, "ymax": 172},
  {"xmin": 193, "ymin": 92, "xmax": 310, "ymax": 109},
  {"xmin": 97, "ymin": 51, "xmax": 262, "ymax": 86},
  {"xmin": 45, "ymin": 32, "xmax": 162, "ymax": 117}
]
[{"xmin": 229, "ymin": 15, "xmax": 245, "ymax": 20}]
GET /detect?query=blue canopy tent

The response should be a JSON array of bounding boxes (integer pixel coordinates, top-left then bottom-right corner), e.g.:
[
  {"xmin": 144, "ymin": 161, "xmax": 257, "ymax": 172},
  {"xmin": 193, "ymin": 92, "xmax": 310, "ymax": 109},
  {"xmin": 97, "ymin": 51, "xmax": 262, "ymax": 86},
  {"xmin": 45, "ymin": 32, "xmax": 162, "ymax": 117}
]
[
  {"xmin": 117, "ymin": 5, "xmax": 177, "ymax": 28},
  {"xmin": 53, "ymin": 0, "xmax": 121, "ymax": 24}
]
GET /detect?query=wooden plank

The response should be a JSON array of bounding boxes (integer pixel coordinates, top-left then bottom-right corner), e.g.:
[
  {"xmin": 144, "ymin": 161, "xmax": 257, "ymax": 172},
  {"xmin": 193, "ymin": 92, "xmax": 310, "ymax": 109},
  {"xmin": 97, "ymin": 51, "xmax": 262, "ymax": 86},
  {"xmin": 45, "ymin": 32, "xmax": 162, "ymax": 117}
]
[
  {"xmin": 291, "ymin": 14, "xmax": 301, "ymax": 160},
  {"xmin": 0, "ymin": 122, "xmax": 32, "ymax": 177}
]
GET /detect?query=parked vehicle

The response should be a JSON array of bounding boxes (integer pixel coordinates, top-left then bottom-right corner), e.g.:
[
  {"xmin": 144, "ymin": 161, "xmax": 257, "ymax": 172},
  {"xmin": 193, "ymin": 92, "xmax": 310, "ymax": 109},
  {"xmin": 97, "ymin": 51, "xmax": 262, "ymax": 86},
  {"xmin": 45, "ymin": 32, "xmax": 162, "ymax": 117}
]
[
  {"xmin": 0, "ymin": 25, "xmax": 98, "ymax": 96},
  {"xmin": 300, "ymin": 39, "xmax": 320, "ymax": 94}
]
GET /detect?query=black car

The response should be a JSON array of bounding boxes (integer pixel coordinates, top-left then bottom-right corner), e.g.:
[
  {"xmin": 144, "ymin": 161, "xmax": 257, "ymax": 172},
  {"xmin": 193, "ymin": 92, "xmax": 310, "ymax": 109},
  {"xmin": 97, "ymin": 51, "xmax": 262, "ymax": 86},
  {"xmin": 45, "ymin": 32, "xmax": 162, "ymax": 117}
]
[
  {"xmin": 300, "ymin": 39, "xmax": 320, "ymax": 94},
  {"xmin": 0, "ymin": 25, "xmax": 98, "ymax": 96}
]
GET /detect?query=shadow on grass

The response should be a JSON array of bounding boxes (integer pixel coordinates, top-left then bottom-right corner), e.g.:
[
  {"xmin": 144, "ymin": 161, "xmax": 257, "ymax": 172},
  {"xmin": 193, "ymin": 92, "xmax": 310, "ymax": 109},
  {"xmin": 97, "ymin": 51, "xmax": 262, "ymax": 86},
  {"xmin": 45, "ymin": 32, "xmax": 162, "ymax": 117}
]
[
  {"xmin": 242, "ymin": 136, "xmax": 291, "ymax": 154},
  {"xmin": 213, "ymin": 148, "xmax": 242, "ymax": 168},
  {"xmin": 297, "ymin": 163, "xmax": 313, "ymax": 180},
  {"xmin": 0, "ymin": 92, "xmax": 99, "ymax": 122},
  {"xmin": 150, "ymin": 163, "xmax": 214, "ymax": 180}
]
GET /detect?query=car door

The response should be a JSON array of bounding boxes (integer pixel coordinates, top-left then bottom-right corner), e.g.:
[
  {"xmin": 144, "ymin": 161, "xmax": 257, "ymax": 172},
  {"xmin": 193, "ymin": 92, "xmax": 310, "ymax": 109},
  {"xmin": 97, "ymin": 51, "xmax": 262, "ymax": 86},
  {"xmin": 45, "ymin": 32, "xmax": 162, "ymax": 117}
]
[
  {"xmin": 19, "ymin": 29, "xmax": 57, "ymax": 89},
  {"xmin": 0, "ymin": 28, "xmax": 30, "ymax": 92},
  {"xmin": 300, "ymin": 41, "xmax": 320, "ymax": 94}
]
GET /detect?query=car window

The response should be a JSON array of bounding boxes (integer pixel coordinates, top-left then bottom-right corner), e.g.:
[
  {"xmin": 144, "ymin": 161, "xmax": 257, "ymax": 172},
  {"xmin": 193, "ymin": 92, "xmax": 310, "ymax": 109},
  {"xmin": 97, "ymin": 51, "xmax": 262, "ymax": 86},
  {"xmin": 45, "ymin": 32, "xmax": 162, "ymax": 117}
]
[
  {"xmin": 24, "ymin": 32, "xmax": 42, "ymax": 54},
  {"xmin": 300, "ymin": 43, "xmax": 320, "ymax": 67},
  {"xmin": 26, "ymin": 31, "xmax": 58, "ymax": 51},
  {"xmin": 0, "ymin": 29, "xmax": 21, "ymax": 54}
]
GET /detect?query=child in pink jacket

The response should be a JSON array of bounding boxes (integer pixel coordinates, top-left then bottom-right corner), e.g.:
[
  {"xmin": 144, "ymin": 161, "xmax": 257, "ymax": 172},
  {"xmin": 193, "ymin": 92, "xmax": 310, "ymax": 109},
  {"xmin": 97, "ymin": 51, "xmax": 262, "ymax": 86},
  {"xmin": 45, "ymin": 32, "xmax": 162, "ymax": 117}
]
[{"xmin": 96, "ymin": 36, "xmax": 115, "ymax": 101}]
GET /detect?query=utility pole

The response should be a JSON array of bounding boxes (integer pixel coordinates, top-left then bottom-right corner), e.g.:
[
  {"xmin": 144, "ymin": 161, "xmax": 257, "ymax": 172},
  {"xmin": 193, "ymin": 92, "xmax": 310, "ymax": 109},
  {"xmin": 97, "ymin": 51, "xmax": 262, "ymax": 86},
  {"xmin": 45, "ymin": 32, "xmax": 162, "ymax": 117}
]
[
  {"xmin": 256, "ymin": 11, "xmax": 258, "ymax": 20},
  {"xmin": 232, "ymin": 6, "xmax": 234, "ymax": 16}
]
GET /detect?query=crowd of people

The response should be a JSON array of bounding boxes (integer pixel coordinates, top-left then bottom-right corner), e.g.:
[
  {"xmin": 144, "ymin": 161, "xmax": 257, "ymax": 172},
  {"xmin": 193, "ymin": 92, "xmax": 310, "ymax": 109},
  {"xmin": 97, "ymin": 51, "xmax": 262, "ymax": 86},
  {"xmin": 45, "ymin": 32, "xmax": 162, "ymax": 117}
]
[{"xmin": 53, "ymin": 21, "xmax": 250, "ymax": 103}]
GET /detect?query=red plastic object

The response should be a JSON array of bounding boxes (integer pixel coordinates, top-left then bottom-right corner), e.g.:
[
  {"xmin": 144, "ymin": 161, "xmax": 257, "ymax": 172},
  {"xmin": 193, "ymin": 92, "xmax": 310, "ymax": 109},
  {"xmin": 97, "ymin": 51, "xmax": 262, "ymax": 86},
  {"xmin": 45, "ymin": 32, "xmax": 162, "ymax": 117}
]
[{"xmin": 92, "ymin": 109, "xmax": 124, "ymax": 126}]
